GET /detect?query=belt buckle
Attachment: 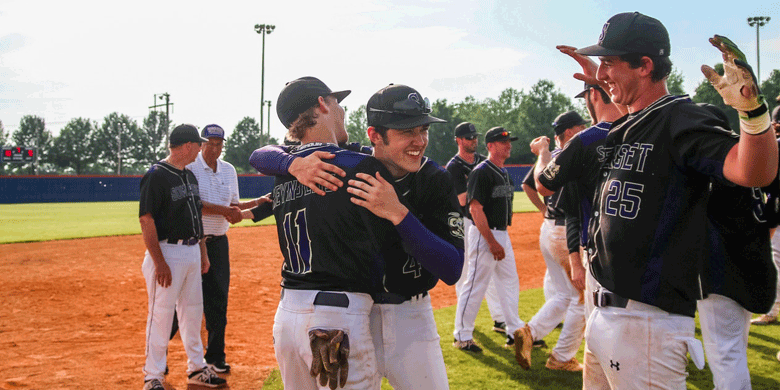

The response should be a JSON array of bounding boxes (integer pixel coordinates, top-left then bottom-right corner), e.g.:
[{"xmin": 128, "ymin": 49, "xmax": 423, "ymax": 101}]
[{"xmin": 594, "ymin": 289, "xmax": 605, "ymax": 308}]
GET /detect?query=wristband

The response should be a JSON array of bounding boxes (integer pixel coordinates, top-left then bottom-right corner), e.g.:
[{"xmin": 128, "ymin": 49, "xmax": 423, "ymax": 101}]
[
  {"xmin": 739, "ymin": 110, "xmax": 770, "ymax": 135},
  {"xmin": 743, "ymin": 102, "xmax": 768, "ymax": 119}
]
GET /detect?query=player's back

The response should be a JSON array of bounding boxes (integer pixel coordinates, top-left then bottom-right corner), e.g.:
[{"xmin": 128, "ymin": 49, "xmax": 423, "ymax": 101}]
[{"xmin": 271, "ymin": 143, "xmax": 395, "ymax": 293}]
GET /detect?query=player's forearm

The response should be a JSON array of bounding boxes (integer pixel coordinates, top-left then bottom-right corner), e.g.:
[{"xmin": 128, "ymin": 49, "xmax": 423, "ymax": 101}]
[
  {"xmin": 235, "ymin": 199, "xmax": 260, "ymax": 210},
  {"xmin": 394, "ymin": 213, "xmax": 464, "ymax": 285},
  {"xmin": 248, "ymin": 144, "xmax": 294, "ymax": 176},
  {"xmin": 533, "ymin": 153, "xmax": 554, "ymax": 197},
  {"xmin": 470, "ymin": 204, "xmax": 499, "ymax": 248},
  {"xmin": 139, "ymin": 214, "xmax": 165, "ymax": 266},
  {"xmin": 457, "ymin": 192, "xmax": 468, "ymax": 208},
  {"xmin": 522, "ymin": 184, "xmax": 545, "ymax": 212},
  {"xmin": 201, "ymin": 201, "xmax": 233, "ymax": 216},
  {"xmin": 724, "ymin": 130, "xmax": 778, "ymax": 187}
]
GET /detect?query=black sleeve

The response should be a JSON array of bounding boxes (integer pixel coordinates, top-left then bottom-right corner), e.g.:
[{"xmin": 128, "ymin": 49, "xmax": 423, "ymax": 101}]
[
  {"xmin": 250, "ymin": 193, "xmax": 274, "ymax": 222},
  {"xmin": 522, "ymin": 163, "xmax": 536, "ymax": 189},
  {"xmin": 446, "ymin": 161, "xmax": 469, "ymax": 195},
  {"xmin": 467, "ymin": 167, "xmax": 491, "ymax": 206},
  {"xmin": 558, "ymin": 183, "xmax": 582, "ymax": 254},
  {"xmin": 139, "ymin": 169, "xmax": 164, "ymax": 218}
]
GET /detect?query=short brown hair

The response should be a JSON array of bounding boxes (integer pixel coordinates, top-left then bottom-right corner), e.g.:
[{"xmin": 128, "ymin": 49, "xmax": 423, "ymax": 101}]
[{"xmin": 287, "ymin": 105, "xmax": 319, "ymax": 142}]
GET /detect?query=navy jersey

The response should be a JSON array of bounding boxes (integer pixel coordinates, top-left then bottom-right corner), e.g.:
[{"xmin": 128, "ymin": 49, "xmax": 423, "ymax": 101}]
[
  {"xmin": 705, "ymin": 181, "xmax": 778, "ymax": 314},
  {"xmin": 467, "ymin": 160, "xmax": 514, "ymax": 230},
  {"xmin": 271, "ymin": 143, "xmax": 396, "ymax": 293},
  {"xmin": 589, "ymin": 95, "xmax": 739, "ymax": 317},
  {"xmin": 523, "ymin": 150, "xmax": 566, "ymax": 221},
  {"xmin": 139, "ymin": 161, "xmax": 203, "ymax": 242},
  {"xmin": 381, "ymin": 157, "xmax": 465, "ymax": 296},
  {"xmin": 446, "ymin": 153, "xmax": 486, "ymax": 217},
  {"xmin": 539, "ymin": 122, "xmax": 611, "ymax": 247}
]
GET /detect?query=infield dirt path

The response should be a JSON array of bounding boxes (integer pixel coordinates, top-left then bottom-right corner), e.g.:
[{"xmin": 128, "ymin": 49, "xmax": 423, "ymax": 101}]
[{"xmin": 0, "ymin": 212, "xmax": 545, "ymax": 390}]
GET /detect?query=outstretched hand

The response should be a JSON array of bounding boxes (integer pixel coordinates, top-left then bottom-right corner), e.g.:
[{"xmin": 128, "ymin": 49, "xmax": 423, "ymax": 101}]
[
  {"xmin": 530, "ymin": 136, "xmax": 550, "ymax": 156},
  {"xmin": 701, "ymin": 35, "xmax": 764, "ymax": 114},
  {"xmin": 289, "ymin": 151, "xmax": 347, "ymax": 195},
  {"xmin": 347, "ymin": 172, "xmax": 409, "ymax": 225}
]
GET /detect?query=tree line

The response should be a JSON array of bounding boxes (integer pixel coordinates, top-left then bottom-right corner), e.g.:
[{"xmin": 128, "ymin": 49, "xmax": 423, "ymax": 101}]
[{"xmin": 2, "ymin": 66, "xmax": 778, "ymax": 176}]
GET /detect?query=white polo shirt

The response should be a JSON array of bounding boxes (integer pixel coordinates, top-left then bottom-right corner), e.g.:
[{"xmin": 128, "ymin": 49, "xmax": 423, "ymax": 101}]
[{"xmin": 187, "ymin": 152, "xmax": 240, "ymax": 236}]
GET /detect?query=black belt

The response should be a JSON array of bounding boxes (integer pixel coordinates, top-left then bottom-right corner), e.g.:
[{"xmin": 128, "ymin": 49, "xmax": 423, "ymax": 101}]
[
  {"xmin": 489, "ymin": 226, "xmax": 507, "ymax": 231},
  {"xmin": 371, "ymin": 291, "xmax": 428, "ymax": 304},
  {"xmin": 165, "ymin": 237, "xmax": 199, "ymax": 246},
  {"xmin": 204, "ymin": 234, "xmax": 226, "ymax": 243},
  {"xmin": 554, "ymin": 219, "xmax": 566, "ymax": 226},
  {"xmin": 593, "ymin": 289, "xmax": 629, "ymax": 308},
  {"xmin": 313, "ymin": 292, "xmax": 350, "ymax": 308}
]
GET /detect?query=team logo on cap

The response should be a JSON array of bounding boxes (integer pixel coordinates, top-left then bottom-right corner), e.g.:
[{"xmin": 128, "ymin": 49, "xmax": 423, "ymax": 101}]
[
  {"xmin": 598, "ymin": 22, "xmax": 610, "ymax": 45},
  {"xmin": 408, "ymin": 92, "xmax": 423, "ymax": 106}
]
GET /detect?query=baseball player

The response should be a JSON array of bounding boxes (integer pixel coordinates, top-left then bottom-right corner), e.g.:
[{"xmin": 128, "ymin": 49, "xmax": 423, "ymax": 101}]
[
  {"xmin": 139, "ymin": 124, "xmax": 226, "ymax": 390},
  {"xmin": 518, "ymin": 111, "xmax": 588, "ymax": 372},
  {"xmin": 574, "ymin": 13, "xmax": 776, "ymax": 388},
  {"xmin": 252, "ymin": 83, "xmax": 465, "ymax": 389},
  {"xmin": 446, "ymin": 122, "xmax": 506, "ymax": 335},
  {"xmin": 252, "ymin": 78, "xmax": 464, "ymax": 390},
  {"xmin": 696, "ymin": 103, "xmax": 780, "ymax": 390},
  {"xmin": 752, "ymin": 105, "xmax": 780, "ymax": 326},
  {"xmin": 185, "ymin": 124, "xmax": 265, "ymax": 373},
  {"xmin": 453, "ymin": 126, "xmax": 529, "ymax": 367}
]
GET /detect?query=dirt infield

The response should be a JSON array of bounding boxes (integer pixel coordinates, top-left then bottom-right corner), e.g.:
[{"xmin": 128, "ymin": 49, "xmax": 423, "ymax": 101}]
[{"xmin": 0, "ymin": 212, "xmax": 546, "ymax": 390}]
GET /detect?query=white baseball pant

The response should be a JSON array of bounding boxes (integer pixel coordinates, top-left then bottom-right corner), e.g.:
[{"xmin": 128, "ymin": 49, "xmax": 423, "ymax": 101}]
[
  {"xmin": 697, "ymin": 294, "xmax": 752, "ymax": 390},
  {"xmin": 584, "ymin": 291, "xmax": 704, "ymax": 390},
  {"xmin": 768, "ymin": 230, "xmax": 780, "ymax": 317},
  {"xmin": 142, "ymin": 243, "xmax": 207, "ymax": 381},
  {"xmin": 371, "ymin": 294, "xmax": 448, "ymax": 389},
  {"xmin": 273, "ymin": 289, "xmax": 378, "ymax": 390},
  {"xmin": 457, "ymin": 218, "xmax": 505, "ymax": 324},
  {"xmin": 454, "ymin": 227, "xmax": 525, "ymax": 341},
  {"xmin": 528, "ymin": 219, "xmax": 585, "ymax": 362}
]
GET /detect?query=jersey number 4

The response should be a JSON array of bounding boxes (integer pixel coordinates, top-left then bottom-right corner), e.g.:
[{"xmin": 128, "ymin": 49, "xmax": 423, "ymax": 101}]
[{"xmin": 282, "ymin": 209, "xmax": 312, "ymax": 274}]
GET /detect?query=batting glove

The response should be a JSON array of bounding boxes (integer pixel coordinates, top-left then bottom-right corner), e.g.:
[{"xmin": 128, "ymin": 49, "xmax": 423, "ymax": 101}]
[
  {"xmin": 309, "ymin": 329, "xmax": 350, "ymax": 389},
  {"xmin": 702, "ymin": 35, "xmax": 769, "ymax": 135}
]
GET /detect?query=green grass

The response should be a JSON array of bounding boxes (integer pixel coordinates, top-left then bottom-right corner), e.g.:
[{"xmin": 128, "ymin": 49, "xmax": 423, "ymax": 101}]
[
  {"xmin": 0, "ymin": 193, "xmax": 537, "ymax": 244},
  {"xmin": 261, "ymin": 289, "xmax": 780, "ymax": 389},
  {"xmin": 0, "ymin": 200, "xmax": 277, "ymax": 244}
]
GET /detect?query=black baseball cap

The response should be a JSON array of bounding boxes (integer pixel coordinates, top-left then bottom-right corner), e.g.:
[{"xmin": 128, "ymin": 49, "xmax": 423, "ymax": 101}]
[
  {"xmin": 575, "ymin": 82, "xmax": 604, "ymax": 99},
  {"xmin": 484, "ymin": 127, "xmax": 518, "ymax": 143},
  {"xmin": 202, "ymin": 124, "xmax": 225, "ymax": 139},
  {"xmin": 366, "ymin": 84, "xmax": 446, "ymax": 129},
  {"xmin": 552, "ymin": 111, "xmax": 588, "ymax": 136},
  {"xmin": 454, "ymin": 122, "xmax": 478, "ymax": 138},
  {"xmin": 170, "ymin": 124, "xmax": 207, "ymax": 146},
  {"xmin": 276, "ymin": 76, "xmax": 350, "ymax": 129},
  {"xmin": 576, "ymin": 12, "xmax": 670, "ymax": 57}
]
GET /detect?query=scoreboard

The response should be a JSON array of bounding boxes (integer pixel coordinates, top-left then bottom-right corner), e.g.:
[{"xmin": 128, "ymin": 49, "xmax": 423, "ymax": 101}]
[{"xmin": 1, "ymin": 147, "xmax": 36, "ymax": 163}]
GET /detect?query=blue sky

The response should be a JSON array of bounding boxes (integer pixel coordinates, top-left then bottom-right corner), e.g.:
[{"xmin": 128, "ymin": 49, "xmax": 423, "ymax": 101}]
[{"xmin": 1, "ymin": 0, "xmax": 778, "ymax": 142}]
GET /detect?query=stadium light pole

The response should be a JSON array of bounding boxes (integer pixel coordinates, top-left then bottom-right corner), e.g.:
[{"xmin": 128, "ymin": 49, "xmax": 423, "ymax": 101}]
[
  {"xmin": 265, "ymin": 100, "xmax": 272, "ymax": 139},
  {"xmin": 747, "ymin": 16, "xmax": 770, "ymax": 82},
  {"xmin": 254, "ymin": 23, "xmax": 275, "ymax": 140}
]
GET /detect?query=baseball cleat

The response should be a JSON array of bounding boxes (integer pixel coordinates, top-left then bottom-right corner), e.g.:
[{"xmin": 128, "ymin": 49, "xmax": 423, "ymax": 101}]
[
  {"xmin": 453, "ymin": 338, "xmax": 483, "ymax": 353},
  {"xmin": 750, "ymin": 314, "xmax": 778, "ymax": 325},
  {"xmin": 545, "ymin": 355, "xmax": 583, "ymax": 372},
  {"xmin": 504, "ymin": 335, "xmax": 514, "ymax": 348},
  {"xmin": 143, "ymin": 378, "xmax": 165, "ymax": 390},
  {"xmin": 492, "ymin": 321, "xmax": 507, "ymax": 334},
  {"xmin": 207, "ymin": 361, "xmax": 231, "ymax": 374},
  {"xmin": 188, "ymin": 366, "xmax": 227, "ymax": 388},
  {"xmin": 514, "ymin": 325, "xmax": 533, "ymax": 370},
  {"xmin": 532, "ymin": 339, "xmax": 548, "ymax": 349}
]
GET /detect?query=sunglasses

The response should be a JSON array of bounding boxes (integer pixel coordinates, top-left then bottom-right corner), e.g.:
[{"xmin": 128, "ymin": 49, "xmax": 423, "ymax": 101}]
[
  {"xmin": 368, "ymin": 93, "xmax": 432, "ymax": 116},
  {"xmin": 461, "ymin": 135, "xmax": 478, "ymax": 140}
]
